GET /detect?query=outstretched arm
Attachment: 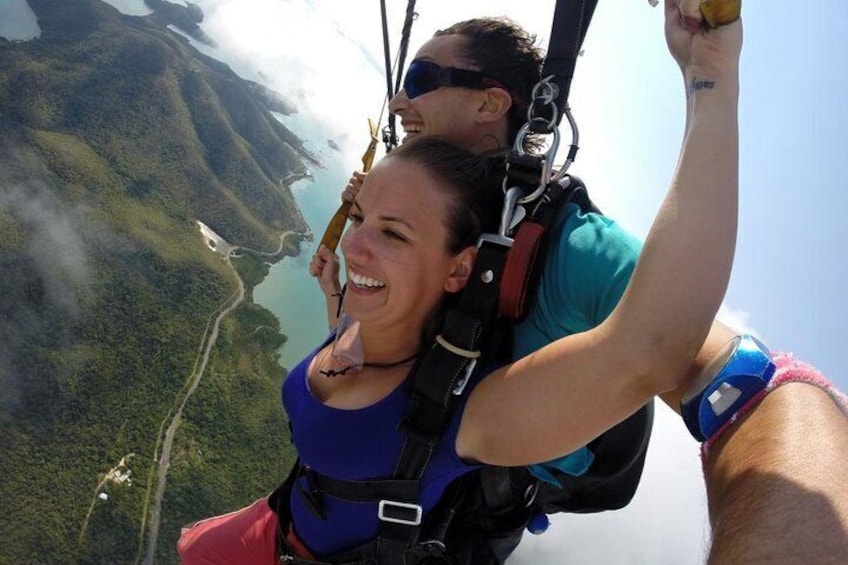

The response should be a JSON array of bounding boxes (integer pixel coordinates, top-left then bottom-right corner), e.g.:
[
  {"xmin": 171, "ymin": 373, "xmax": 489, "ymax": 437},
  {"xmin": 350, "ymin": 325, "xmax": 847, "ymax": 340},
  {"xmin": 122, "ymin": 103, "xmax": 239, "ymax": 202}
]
[
  {"xmin": 657, "ymin": 319, "xmax": 848, "ymax": 562},
  {"xmin": 459, "ymin": 0, "xmax": 742, "ymax": 465}
]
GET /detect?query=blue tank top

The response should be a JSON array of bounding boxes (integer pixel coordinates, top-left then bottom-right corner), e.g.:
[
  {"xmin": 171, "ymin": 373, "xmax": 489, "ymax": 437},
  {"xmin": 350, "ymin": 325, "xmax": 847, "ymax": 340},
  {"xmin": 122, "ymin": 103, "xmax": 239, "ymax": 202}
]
[{"xmin": 282, "ymin": 339, "xmax": 483, "ymax": 557}]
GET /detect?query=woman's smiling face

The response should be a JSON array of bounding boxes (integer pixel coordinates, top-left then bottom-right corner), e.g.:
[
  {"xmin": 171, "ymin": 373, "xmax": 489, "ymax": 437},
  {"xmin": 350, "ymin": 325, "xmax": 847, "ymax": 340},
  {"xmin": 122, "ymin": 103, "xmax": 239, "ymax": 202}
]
[{"xmin": 340, "ymin": 156, "xmax": 471, "ymax": 335}]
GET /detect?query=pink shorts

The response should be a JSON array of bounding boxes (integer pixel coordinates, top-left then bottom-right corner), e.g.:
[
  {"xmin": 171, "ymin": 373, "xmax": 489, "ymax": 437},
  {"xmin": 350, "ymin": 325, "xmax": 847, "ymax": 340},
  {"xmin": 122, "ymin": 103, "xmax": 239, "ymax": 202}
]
[{"xmin": 177, "ymin": 497, "xmax": 279, "ymax": 565}]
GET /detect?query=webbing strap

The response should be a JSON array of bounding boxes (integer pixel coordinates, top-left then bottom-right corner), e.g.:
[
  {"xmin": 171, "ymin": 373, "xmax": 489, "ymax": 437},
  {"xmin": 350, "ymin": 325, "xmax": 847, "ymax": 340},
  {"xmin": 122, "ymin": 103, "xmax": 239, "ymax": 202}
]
[
  {"xmin": 379, "ymin": 0, "xmax": 417, "ymax": 151},
  {"xmin": 303, "ymin": 468, "xmax": 420, "ymax": 503},
  {"xmin": 499, "ymin": 222, "xmax": 544, "ymax": 320},
  {"xmin": 396, "ymin": 241, "xmax": 509, "ymax": 469},
  {"xmin": 393, "ymin": 0, "xmax": 418, "ymax": 96},
  {"xmin": 379, "ymin": 0, "xmax": 396, "ymax": 149}
]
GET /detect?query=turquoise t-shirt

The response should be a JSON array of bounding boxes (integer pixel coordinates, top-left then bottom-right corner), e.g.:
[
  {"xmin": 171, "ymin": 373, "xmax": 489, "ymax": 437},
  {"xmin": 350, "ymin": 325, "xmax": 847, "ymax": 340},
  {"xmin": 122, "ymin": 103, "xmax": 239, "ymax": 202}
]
[{"xmin": 514, "ymin": 202, "xmax": 643, "ymax": 481}]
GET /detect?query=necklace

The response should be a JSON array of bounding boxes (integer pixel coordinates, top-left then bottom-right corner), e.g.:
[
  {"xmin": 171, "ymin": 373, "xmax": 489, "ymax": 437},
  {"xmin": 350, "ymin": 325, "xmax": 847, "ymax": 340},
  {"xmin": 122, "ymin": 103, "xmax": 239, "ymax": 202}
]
[{"xmin": 319, "ymin": 351, "xmax": 419, "ymax": 378}]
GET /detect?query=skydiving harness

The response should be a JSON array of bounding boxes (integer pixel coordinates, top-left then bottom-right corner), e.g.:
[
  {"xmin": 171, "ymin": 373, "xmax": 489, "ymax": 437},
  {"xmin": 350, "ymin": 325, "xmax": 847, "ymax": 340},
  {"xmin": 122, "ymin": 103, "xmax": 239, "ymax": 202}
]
[{"xmin": 271, "ymin": 0, "xmax": 653, "ymax": 562}]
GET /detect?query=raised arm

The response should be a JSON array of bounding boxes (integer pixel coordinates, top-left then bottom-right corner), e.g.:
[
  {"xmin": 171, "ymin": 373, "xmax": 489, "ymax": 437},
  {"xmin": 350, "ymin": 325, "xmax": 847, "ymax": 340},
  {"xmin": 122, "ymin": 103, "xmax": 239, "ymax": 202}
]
[{"xmin": 459, "ymin": 0, "xmax": 743, "ymax": 465}]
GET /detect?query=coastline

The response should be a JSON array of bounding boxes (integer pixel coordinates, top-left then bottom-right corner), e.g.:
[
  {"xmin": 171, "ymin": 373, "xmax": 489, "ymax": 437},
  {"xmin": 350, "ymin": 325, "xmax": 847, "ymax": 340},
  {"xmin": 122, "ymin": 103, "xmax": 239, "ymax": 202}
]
[{"xmin": 253, "ymin": 138, "xmax": 349, "ymax": 370}]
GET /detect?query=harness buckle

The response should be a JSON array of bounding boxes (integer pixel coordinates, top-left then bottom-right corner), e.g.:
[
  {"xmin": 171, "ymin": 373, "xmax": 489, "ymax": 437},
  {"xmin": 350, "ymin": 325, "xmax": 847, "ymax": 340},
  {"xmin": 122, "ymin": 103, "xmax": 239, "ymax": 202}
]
[
  {"xmin": 378, "ymin": 500, "xmax": 423, "ymax": 526},
  {"xmin": 476, "ymin": 232, "xmax": 513, "ymax": 251},
  {"xmin": 476, "ymin": 185, "xmax": 524, "ymax": 252}
]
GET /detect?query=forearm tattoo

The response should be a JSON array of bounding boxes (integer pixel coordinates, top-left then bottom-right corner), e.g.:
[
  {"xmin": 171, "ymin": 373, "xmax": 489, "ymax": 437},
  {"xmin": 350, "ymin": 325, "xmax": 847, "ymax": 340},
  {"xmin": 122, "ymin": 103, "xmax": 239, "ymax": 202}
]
[{"xmin": 687, "ymin": 76, "xmax": 716, "ymax": 97}]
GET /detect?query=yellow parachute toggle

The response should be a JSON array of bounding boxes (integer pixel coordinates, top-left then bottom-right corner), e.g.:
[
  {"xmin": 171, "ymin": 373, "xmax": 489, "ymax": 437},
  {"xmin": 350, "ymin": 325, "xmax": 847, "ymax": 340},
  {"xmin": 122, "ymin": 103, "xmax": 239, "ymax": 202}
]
[
  {"xmin": 319, "ymin": 118, "xmax": 379, "ymax": 252},
  {"xmin": 699, "ymin": 0, "xmax": 741, "ymax": 28}
]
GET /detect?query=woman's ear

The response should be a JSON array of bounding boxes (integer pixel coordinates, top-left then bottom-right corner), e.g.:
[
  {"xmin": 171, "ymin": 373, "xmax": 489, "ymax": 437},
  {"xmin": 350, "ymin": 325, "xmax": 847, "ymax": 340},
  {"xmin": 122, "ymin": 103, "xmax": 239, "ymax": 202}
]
[
  {"xmin": 475, "ymin": 87, "xmax": 512, "ymax": 125},
  {"xmin": 444, "ymin": 246, "xmax": 477, "ymax": 294}
]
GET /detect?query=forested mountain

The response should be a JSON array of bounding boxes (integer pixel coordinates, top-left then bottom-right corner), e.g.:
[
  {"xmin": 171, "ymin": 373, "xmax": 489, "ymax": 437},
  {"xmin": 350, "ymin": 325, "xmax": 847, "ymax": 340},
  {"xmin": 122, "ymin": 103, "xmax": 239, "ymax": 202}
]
[{"xmin": 0, "ymin": 0, "xmax": 309, "ymax": 561}]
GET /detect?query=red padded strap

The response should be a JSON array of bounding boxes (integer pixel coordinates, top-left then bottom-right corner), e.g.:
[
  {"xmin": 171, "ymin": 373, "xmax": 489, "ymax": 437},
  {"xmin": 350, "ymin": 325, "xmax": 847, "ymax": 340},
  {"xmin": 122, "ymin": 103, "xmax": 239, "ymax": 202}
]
[{"xmin": 499, "ymin": 222, "xmax": 545, "ymax": 319}]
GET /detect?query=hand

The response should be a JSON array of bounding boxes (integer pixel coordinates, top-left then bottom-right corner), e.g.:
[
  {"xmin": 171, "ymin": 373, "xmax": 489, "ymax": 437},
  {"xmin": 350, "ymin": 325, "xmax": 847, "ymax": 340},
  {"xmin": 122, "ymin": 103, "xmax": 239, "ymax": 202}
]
[
  {"xmin": 664, "ymin": 0, "xmax": 743, "ymax": 78},
  {"xmin": 308, "ymin": 245, "xmax": 341, "ymax": 296},
  {"xmin": 342, "ymin": 171, "xmax": 367, "ymax": 204}
]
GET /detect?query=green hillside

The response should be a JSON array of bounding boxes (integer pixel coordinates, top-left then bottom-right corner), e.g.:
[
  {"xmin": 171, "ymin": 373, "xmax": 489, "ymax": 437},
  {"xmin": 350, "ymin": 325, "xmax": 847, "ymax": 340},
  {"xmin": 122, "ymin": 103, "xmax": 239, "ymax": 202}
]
[{"xmin": 0, "ymin": 0, "xmax": 309, "ymax": 561}]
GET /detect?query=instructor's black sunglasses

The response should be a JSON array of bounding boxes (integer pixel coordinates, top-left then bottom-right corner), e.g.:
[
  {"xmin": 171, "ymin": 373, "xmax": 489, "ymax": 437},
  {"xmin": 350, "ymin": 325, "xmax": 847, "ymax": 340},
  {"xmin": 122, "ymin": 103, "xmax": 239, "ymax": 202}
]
[{"xmin": 402, "ymin": 60, "xmax": 505, "ymax": 99}]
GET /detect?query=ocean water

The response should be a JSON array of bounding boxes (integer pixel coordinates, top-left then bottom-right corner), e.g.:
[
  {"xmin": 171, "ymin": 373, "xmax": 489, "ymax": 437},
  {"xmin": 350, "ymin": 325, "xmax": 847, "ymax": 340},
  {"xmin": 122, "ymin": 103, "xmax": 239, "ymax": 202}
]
[
  {"xmin": 253, "ymin": 113, "xmax": 353, "ymax": 370},
  {"xmin": 0, "ymin": 0, "xmax": 40, "ymax": 41}
]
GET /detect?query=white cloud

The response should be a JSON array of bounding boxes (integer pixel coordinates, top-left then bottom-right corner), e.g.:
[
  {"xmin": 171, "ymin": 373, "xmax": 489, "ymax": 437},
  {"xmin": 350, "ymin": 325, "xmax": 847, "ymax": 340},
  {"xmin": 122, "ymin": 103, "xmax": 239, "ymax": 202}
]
[
  {"xmin": 193, "ymin": 0, "xmax": 387, "ymax": 166},
  {"xmin": 716, "ymin": 303, "xmax": 759, "ymax": 338}
]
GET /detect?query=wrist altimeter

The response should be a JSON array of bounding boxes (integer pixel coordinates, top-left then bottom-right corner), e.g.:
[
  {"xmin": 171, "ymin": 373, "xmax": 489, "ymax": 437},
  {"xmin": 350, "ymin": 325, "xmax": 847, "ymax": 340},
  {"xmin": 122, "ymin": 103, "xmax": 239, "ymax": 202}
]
[{"xmin": 681, "ymin": 334, "xmax": 776, "ymax": 442}]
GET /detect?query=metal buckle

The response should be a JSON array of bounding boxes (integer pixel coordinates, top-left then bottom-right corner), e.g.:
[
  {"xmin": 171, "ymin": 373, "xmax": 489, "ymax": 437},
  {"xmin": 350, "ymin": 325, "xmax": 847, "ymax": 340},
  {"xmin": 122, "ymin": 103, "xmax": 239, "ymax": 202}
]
[
  {"xmin": 378, "ymin": 500, "xmax": 423, "ymax": 526},
  {"xmin": 477, "ymin": 185, "xmax": 524, "ymax": 250},
  {"xmin": 476, "ymin": 232, "xmax": 513, "ymax": 250}
]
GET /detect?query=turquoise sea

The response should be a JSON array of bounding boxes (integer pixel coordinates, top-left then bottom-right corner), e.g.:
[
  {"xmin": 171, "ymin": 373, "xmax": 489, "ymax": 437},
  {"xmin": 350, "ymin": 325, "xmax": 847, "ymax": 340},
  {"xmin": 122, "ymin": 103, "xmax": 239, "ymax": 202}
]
[{"xmin": 253, "ymin": 113, "xmax": 354, "ymax": 370}]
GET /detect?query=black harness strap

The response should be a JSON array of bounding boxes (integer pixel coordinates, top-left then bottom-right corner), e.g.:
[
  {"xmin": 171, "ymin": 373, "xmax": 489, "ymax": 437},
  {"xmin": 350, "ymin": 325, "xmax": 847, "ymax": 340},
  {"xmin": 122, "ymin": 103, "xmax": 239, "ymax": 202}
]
[
  {"xmin": 309, "ymin": 472, "xmax": 420, "ymax": 503},
  {"xmin": 393, "ymin": 0, "xmax": 418, "ymax": 97},
  {"xmin": 367, "ymin": 236, "xmax": 511, "ymax": 561},
  {"xmin": 379, "ymin": 0, "xmax": 395, "ymax": 112}
]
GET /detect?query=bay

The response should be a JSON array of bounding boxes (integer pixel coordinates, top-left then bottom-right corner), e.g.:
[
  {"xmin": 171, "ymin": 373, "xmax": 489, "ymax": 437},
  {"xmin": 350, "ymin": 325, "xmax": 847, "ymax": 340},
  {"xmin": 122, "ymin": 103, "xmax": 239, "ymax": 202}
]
[{"xmin": 254, "ymin": 113, "xmax": 352, "ymax": 370}]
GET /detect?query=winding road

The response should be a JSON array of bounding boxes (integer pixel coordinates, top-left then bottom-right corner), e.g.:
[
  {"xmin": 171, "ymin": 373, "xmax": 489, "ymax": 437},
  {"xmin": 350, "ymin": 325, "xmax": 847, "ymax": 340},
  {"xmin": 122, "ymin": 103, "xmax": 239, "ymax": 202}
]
[{"xmin": 139, "ymin": 227, "xmax": 296, "ymax": 564}]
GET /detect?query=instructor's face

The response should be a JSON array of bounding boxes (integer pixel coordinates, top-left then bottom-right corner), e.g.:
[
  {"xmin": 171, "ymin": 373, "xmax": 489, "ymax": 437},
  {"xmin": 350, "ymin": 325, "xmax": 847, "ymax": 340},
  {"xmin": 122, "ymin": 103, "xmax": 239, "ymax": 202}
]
[{"xmin": 388, "ymin": 35, "xmax": 487, "ymax": 150}]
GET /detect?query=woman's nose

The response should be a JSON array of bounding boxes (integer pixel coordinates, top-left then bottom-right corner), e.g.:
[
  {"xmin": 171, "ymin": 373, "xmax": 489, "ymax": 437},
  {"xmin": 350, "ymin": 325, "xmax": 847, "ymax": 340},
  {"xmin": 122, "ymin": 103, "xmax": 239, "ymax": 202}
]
[
  {"xmin": 388, "ymin": 88, "xmax": 409, "ymax": 115},
  {"xmin": 341, "ymin": 225, "xmax": 370, "ymax": 263}
]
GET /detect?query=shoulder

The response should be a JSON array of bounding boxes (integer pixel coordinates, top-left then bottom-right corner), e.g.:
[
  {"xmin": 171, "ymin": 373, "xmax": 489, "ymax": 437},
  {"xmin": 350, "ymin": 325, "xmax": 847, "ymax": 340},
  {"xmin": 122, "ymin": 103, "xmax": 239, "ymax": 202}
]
[{"xmin": 552, "ymin": 203, "xmax": 643, "ymax": 269}]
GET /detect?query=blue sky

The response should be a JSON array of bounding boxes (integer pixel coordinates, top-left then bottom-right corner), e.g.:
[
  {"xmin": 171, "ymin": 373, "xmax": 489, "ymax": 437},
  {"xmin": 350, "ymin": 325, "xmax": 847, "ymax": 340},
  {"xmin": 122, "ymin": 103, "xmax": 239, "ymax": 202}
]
[{"xmin": 3, "ymin": 1, "xmax": 845, "ymax": 562}]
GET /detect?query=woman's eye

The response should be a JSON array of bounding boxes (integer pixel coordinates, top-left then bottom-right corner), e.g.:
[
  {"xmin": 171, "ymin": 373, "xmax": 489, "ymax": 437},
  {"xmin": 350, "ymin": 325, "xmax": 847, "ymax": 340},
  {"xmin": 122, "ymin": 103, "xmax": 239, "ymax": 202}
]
[
  {"xmin": 382, "ymin": 229, "xmax": 408, "ymax": 242},
  {"xmin": 348, "ymin": 212, "xmax": 363, "ymax": 224}
]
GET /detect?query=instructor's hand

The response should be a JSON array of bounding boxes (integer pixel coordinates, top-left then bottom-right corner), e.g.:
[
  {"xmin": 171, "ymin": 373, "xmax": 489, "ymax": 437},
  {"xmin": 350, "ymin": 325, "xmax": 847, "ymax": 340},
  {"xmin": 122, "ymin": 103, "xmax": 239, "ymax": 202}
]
[
  {"xmin": 342, "ymin": 171, "xmax": 367, "ymax": 204},
  {"xmin": 309, "ymin": 245, "xmax": 341, "ymax": 297}
]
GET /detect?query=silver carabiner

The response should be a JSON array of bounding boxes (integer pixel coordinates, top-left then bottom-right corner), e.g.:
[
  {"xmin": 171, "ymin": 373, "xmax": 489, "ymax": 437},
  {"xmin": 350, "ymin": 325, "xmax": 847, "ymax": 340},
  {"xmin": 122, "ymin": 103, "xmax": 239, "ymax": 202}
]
[
  {"xmin": 527, "ymin": 76, "xmax": 560, "ymax": 133},
  {"xmin": 552, "ymin": 105, "xmax": 580, "ymax": 182},
  {"xmin": 513, "ymin": 75, "xmax": 559, "ymax": 157},
  {"xmin": 499, "ymin": 186, "xmax": 523, "ymax": 237},
  {"xmin": 509, "ymin": 126, "xmax": 560, "ymax": 205}
]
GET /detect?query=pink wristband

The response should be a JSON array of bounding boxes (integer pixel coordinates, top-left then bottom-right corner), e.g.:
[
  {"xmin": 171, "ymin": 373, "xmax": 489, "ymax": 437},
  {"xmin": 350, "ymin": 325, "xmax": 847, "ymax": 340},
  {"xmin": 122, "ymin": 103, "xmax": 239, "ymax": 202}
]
[{"xmin": 701, "ymin": 351, "xmax": 848, "ymax": 460}]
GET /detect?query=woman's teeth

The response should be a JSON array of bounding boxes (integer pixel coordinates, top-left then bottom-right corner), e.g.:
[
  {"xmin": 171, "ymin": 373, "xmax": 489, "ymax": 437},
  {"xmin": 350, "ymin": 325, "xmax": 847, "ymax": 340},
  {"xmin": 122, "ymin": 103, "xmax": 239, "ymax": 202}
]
[{"xmin": 349, "ymin": 270, "xmax": 385, "ymax": 289}]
